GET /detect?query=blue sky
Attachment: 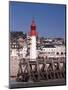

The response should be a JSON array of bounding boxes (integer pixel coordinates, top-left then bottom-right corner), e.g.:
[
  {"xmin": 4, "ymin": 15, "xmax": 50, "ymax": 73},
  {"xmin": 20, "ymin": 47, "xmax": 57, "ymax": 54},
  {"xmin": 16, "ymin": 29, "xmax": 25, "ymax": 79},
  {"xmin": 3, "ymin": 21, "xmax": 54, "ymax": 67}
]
[{"xmin": 9, "ymin": 1, "xmax": 66, "ymax": 38}]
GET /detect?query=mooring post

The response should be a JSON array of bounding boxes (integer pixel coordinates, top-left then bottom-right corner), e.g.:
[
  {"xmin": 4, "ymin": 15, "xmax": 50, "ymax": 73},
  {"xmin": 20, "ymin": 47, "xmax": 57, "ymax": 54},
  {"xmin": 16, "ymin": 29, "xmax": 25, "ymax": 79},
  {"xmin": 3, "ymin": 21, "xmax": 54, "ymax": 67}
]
[
  {"xmin": 44, "ymin": 58, "xmax": 48, "ymax": 80},
  {"xmin": 26, "ymin": 59, "xmax": 32, "ymax": 82},
  {"xmin": 51, "ymin": 59, "xmax": 55, "ymax": 79},
  {"xmin": 36, "ymin": 59, "xmax": 40, "ymax": 81}
]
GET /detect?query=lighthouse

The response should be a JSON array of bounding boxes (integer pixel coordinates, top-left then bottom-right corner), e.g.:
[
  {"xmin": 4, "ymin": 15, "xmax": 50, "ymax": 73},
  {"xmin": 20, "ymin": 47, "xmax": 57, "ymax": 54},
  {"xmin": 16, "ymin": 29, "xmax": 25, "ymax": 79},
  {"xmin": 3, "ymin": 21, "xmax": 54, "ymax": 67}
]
[{"xmin": 29, "ymin": 19, "xmax": 37, "ymax": 61}]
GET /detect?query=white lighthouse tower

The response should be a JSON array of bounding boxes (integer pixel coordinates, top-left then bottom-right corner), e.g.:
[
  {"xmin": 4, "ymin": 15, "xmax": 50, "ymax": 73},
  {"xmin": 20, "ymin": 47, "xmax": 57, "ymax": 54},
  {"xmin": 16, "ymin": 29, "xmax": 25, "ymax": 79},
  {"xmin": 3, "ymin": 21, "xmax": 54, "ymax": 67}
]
[{"xmin": 29, "ymin": 19, "xmax": 37, "ymax": 61}]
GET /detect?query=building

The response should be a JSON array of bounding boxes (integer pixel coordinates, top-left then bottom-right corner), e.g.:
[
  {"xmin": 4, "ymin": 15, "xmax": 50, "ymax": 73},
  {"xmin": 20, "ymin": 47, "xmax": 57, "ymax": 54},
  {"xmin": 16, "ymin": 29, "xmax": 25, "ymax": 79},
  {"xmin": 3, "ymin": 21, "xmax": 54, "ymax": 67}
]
[
  {"xmin": 10, "ymin": 31, "xmax": 26, "ymax": 49},
  {"xmin": 37, "ymin": 44, "xmax": 65, "ymax": 59}
]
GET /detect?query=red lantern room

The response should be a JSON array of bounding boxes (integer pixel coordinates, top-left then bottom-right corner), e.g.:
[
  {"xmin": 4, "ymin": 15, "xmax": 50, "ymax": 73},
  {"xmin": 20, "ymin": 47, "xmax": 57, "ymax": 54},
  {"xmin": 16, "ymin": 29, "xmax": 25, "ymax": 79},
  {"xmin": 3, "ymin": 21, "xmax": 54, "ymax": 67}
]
[{"xmin": 30, "ymin": 19, "xmax": 37, "ymax": 36}]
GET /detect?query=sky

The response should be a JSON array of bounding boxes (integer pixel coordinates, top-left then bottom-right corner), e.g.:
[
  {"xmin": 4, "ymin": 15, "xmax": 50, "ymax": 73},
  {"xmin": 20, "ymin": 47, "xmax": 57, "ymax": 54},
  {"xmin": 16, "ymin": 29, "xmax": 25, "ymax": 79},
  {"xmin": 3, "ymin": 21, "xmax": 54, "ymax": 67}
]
[{"xmin": 9, "ymin": 1, "xmax": 66, "ymax": 38}]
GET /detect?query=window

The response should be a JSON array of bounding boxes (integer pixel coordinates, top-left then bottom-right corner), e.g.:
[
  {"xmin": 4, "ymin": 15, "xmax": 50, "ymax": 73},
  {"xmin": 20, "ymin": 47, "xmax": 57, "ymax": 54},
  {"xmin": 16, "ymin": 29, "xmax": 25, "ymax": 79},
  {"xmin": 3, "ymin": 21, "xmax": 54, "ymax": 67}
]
[
  {"xmin": 44, "ymin": 49, "xmax": 45, "ymax": 51},
  {"xmin": 48, "ymin": 52, "xmax": 50, "ymax": 54},
  {"xmin": 12, "ymin": 45, "xmax": 14, "ymax": 48},
  {"xmin": 15, "ymin": 45, "xmax": 17, "ymax": 48},
  {"xmin": 61, "ymin": 52, "xmax": 63, "ymax": 55},
  {"xmin": 56, "ymin": 52, "xmax": 59, "ymax": 55},
  {"xmin": 51, "ymin": 52, "xmax": 55, "ymax": 54},
  {"xmin": 10, "ymin": 50, "xmax": 12, "ymax": 55}
]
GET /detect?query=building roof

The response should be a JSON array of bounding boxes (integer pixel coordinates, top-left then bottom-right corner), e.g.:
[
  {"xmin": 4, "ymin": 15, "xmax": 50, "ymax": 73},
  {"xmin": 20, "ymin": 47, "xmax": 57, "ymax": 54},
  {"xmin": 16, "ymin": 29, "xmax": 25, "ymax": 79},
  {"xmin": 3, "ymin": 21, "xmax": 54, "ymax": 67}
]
[{"xmin": 43, "ymin": 44, "xmax": 55, "ymax": 48}]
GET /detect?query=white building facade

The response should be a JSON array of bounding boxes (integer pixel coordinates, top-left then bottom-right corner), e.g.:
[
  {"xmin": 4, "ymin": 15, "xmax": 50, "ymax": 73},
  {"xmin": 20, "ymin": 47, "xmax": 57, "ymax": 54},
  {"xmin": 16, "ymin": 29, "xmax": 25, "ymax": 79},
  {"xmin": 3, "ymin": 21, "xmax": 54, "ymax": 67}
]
[{"xmin": 37, "ymin": 45, "xmax": 65, "ymax": 59}]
